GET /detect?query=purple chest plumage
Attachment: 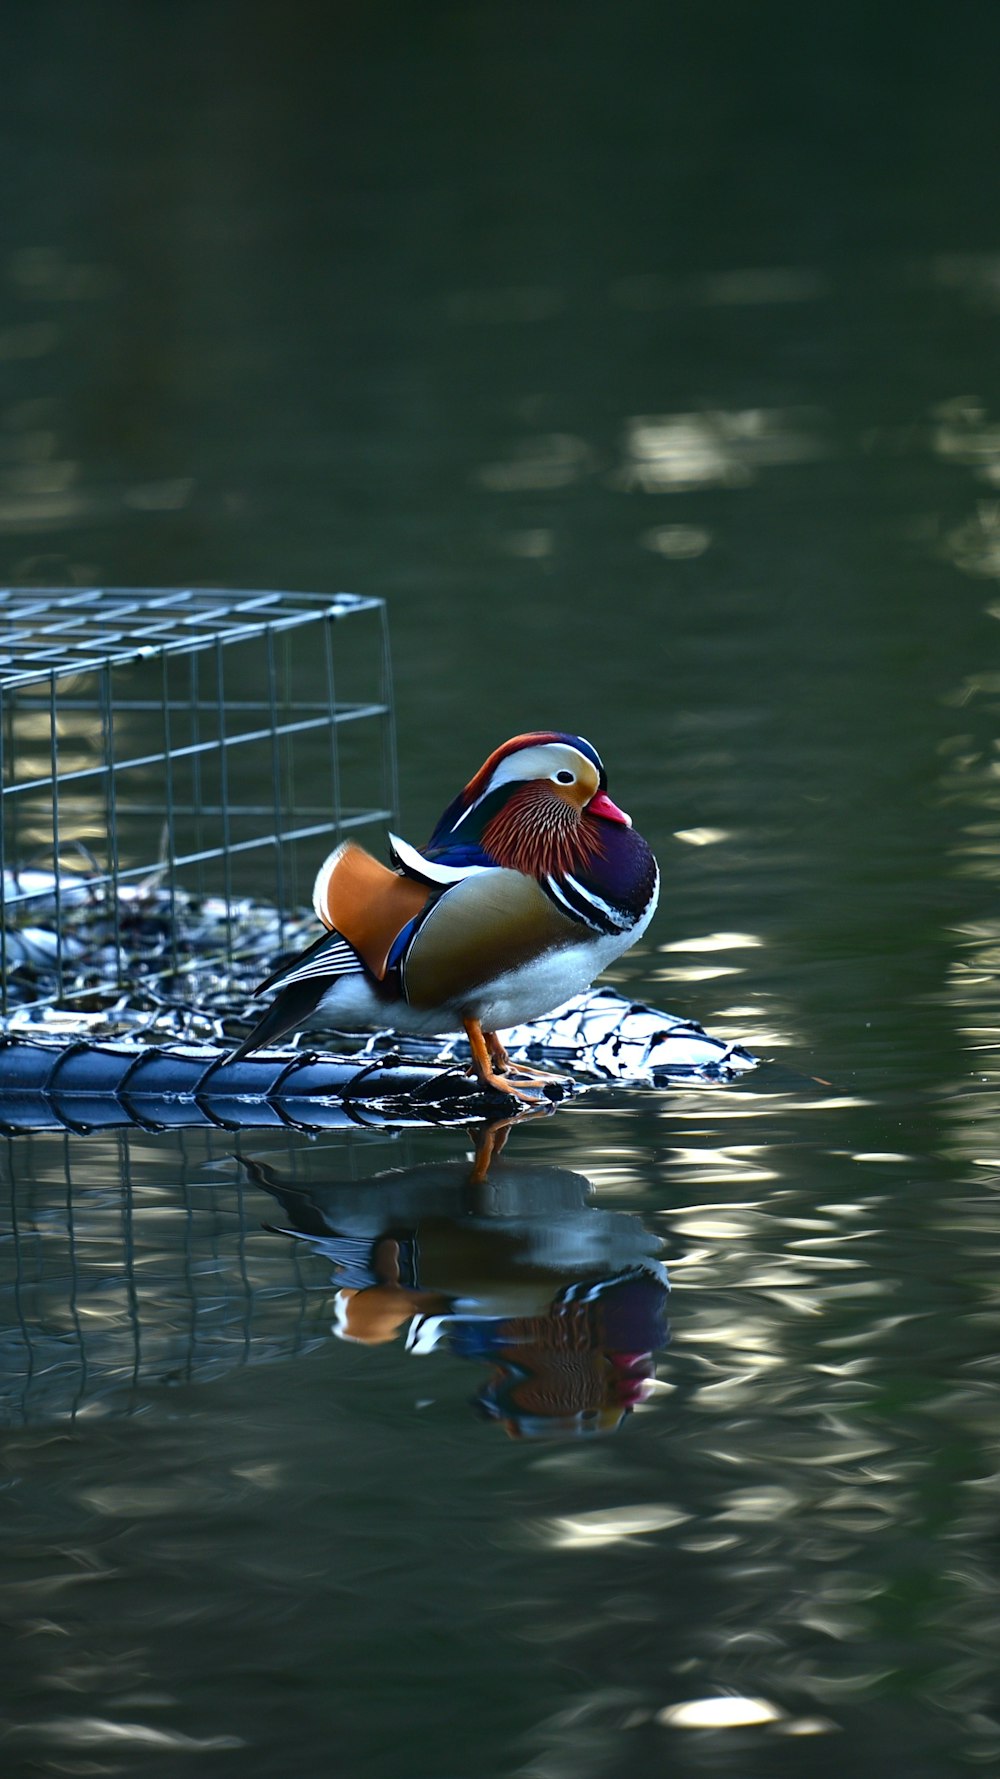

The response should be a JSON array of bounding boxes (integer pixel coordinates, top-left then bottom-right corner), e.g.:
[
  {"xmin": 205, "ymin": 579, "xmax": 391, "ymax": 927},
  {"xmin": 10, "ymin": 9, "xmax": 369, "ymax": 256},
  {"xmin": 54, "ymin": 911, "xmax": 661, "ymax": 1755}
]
[{"xmin": 545, "ymin": 817, "xmax": 658, "ymax": 935}]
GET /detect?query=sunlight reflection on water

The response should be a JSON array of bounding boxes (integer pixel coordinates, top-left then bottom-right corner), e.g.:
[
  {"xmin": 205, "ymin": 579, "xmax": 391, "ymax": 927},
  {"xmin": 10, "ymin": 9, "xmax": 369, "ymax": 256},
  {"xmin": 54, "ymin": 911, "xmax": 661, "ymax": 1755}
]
[
  {"xmin": 4, "ymin": 1060, "xmax": 1000, "ymax": 1772},
  {"xmin": 616, "ymin": 407, "xmax": 827, "ymax": 493}
]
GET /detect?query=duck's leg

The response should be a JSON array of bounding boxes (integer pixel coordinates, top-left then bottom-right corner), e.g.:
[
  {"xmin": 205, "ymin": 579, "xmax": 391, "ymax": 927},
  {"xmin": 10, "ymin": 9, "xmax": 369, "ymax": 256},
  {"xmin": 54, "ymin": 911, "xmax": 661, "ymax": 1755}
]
[
  {"xmin": 467, "ymin": 1116, "xmax": 515, "ymax": 1186},
  {"xmin": 486, "ymin": 1029, "xmax": 567, "ymax": 1086},
  {"xmin": 463, "ymin": 1017, "xmax": 544, "ymax": 1103}
]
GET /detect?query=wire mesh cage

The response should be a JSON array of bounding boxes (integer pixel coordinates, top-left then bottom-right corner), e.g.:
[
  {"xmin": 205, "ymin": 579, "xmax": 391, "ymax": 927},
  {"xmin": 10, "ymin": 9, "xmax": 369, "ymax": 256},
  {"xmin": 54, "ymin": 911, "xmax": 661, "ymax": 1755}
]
[
  {"xmin": 0, "ymin": 585, "xmax": 758, "ymax": 1119},
  {"xmin": 0, "ymin": 588, "xmax": 396, "ymax": 1037}
]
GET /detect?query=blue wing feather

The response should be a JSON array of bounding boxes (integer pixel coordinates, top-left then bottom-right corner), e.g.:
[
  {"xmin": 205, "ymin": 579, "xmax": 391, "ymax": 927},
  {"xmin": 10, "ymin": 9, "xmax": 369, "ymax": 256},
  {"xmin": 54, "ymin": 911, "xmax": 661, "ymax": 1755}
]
[{"xmin": 424, "ymin": 839, "xmax": 496, "ymax": 868}]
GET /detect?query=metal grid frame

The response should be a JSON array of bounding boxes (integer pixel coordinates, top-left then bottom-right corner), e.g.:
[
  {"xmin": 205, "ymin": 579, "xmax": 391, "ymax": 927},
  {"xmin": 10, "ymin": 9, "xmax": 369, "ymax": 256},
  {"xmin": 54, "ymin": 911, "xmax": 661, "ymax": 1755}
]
[{"xmin": 0, "ymin": 588, "xmax": 397, "ymax": 1021}]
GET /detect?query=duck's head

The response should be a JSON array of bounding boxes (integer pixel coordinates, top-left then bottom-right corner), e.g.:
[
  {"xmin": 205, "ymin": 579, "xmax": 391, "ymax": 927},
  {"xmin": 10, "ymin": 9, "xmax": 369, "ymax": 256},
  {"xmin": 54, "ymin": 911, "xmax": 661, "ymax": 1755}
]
[{"xmin": 430, "ymin": 732, "xmax": 632, "ymax": 849}]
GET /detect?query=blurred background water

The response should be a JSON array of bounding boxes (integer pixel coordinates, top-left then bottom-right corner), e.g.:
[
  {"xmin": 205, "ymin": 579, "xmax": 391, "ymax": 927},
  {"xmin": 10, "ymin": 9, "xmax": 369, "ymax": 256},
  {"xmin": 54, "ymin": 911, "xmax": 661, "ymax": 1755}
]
[{"xmin": 3, "ymin": 2, "xmax": 1000, "ymax": 1774}]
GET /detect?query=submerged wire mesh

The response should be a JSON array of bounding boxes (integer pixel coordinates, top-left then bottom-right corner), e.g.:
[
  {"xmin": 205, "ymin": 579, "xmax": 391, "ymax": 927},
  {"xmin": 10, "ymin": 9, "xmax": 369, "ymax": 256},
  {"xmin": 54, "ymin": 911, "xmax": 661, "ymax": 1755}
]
[
  {"xmin": 0, "ymin": 588, "xmax": 395, "ymax": 1028},
  {"xmin": 0, "ymin": 1131, "xmax": 332, "ymax": 1423}
]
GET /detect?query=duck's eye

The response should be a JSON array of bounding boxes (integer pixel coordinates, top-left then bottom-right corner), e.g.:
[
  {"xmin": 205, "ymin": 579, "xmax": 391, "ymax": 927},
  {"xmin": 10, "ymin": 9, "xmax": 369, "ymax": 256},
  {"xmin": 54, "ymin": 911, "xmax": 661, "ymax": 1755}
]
[{"xmin": 553, "ymin": 770, "xmax": 575, "ymax": 785}]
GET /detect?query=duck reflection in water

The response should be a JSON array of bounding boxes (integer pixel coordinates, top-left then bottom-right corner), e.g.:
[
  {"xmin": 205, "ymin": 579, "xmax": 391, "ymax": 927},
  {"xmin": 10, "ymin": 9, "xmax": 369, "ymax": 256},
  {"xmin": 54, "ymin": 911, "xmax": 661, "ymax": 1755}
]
[{"xmin": 242, "ymin": 1121, "xmax": 669, "ymax": 1439}]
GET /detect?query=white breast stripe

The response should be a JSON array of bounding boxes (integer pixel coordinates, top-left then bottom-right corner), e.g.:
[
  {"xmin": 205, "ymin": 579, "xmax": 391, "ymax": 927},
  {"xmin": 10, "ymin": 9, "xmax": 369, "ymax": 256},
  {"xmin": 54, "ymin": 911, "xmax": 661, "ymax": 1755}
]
[
  {"xmin": 545, "ymin": 872, "xmax": 601, "ymax": 929},
  {"xmin": 563, "ymin": 872, "xmax": 631, "ymax": 930},
  {"xmin": 389, "ymin": 833, "xmax": 492, "ymax": 885}
]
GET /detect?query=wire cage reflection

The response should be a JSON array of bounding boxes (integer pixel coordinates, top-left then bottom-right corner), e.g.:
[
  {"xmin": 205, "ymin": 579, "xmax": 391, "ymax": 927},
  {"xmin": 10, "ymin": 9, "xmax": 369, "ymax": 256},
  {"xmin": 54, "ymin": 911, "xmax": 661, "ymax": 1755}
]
[
  {"xmin": 1, "ymin": 1129, "xmax": 333, "ymax": 1425},
  {"xmin": 0, "ymin": 587, "xmax": 396, "ymax": 1027}
]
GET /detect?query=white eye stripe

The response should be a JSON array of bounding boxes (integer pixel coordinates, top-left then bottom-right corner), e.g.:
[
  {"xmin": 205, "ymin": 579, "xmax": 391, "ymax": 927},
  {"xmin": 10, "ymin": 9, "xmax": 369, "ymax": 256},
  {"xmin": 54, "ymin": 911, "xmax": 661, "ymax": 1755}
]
[
  {"xmin": 453, "ymin": 743, "xmax": 600, "ymax": 825},
  {"xmin": 484, "ymin": 743, "xmax": 598, "ymax": 797}
]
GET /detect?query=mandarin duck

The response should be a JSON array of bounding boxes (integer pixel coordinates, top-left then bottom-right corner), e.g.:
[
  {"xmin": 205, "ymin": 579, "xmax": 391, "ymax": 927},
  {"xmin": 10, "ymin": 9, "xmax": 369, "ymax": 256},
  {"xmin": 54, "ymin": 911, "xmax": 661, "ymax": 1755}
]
[{"xmin": 231, "ymin": 732, "xmax": 659, "ymax": 1099}]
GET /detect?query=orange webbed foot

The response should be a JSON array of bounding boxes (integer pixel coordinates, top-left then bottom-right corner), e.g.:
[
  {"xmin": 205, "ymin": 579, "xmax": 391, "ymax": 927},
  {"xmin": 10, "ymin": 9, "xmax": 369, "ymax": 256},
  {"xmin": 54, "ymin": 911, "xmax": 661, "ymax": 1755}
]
[
  {"xmin": 485, "ymin": 1029, "xmax": 569, "ymax": 1090},
  {"xmin": 464, "ymin": 1019, "xmax": 550, "ymax": 1104}
]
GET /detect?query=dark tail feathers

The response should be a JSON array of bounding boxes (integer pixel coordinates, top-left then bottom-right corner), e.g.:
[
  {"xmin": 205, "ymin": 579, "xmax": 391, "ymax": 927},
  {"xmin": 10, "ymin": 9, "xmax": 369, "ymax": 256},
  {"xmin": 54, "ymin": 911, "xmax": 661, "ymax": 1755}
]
[{"xmin": 228, "ymin": 977, "xmax": 330, "ymax": 1063}]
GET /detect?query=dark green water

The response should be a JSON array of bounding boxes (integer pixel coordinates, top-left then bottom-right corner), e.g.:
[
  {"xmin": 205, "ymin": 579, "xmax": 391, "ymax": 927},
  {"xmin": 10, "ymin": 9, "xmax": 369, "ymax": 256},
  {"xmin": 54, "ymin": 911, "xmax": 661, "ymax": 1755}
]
[{"xmin": 4, "ymin": 3, "xmax": 1000, "ymax": 1774}]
